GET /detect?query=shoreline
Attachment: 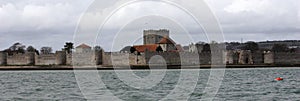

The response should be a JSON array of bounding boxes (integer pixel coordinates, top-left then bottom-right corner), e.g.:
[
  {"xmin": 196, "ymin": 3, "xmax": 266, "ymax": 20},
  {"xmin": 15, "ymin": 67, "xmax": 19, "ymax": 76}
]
[{"xmin": 0, "ymin": 64, "xmax": 299, "ymax": 70}]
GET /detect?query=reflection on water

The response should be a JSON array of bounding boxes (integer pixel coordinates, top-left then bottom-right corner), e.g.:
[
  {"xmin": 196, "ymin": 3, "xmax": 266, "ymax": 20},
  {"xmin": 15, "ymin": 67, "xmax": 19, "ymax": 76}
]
[{"xmin": 0, "ymin": 68, "xmax": 299, "ymax": 100}]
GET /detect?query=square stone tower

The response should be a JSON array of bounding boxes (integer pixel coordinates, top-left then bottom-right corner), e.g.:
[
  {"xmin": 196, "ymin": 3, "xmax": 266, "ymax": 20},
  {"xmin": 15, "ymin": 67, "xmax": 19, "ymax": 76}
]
[{"xmin": 143, "ymin": 29, "xmax": 169, "ymax": 45}]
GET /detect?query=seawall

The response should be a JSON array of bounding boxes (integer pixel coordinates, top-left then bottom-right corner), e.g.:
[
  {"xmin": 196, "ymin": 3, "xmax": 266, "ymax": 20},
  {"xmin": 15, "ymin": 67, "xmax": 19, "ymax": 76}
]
[{"xmin": 0, "ymin": 64, "xmax": 299, "ymax": 70}]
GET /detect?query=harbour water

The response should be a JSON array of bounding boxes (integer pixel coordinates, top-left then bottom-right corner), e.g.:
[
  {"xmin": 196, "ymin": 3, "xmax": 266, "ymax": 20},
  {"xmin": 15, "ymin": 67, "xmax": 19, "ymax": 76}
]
[{"xmin": 0, "ymin": 68, "xmax": 299, "ymax": 100}]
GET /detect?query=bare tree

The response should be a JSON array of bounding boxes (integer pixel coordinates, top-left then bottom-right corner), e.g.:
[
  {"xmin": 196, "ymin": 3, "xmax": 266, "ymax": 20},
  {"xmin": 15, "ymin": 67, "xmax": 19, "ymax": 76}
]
[
  {"xmin": 40, "ymin": 47, "xmax": 53, "ymax": 54},
  {"xmin": 26, "ymin": 46, "xmax": 35, "ymax": 52},
  {"xmin": 94, "ymin": 46, "xmax": 103, "ymax": 52},
  {"xmin": 27, "ymin": 46, "xmax": 39, "ymax": 55},
  {"xmin": 10, "ymin": 42, "xmax": 26, "ymax": 53},
  {"xmin": 243, "ymin": 41, "xmax": 259, "ymax": 52},
  {"xmin": 4, "ymin": 42, "xmax": 26, "ymax": 55}
]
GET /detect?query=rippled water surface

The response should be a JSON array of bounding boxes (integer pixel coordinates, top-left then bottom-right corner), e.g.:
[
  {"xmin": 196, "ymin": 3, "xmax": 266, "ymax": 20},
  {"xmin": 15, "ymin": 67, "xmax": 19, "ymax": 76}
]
[{"xmin": 0, "ymin": 68, "xmax": 299, "ymax": 101}]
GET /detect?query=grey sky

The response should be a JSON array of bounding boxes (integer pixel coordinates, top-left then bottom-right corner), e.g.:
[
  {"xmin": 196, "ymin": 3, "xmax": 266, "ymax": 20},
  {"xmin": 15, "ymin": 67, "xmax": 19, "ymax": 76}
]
[{"xmin": 0, "ymin": 0, "xmax": 299, "ymax": 51}]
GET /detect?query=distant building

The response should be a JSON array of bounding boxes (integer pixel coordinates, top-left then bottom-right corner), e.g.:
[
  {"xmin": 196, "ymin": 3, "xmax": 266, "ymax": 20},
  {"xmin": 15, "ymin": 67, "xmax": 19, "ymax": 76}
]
[
  {"xmin": 258, "ymin": 40, "xmax": 300, "ymax": 50},
  {"xmin": 75, "ymin": 44, "xmax": 92, "ymax": 53},
  {"xmin": 157, "ymin": 36, "xmax": 177, "ymax": 52},
  {"xmin": 188, "ymin": 43, "xmax": 204, "ymax": 53}
]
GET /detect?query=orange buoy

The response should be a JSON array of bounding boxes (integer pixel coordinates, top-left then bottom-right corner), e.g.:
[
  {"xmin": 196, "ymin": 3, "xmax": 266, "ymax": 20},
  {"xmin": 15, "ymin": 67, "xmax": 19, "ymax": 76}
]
[{"xmin": 275, "ymin": 77, "xmax": 283, "ymax": 81}]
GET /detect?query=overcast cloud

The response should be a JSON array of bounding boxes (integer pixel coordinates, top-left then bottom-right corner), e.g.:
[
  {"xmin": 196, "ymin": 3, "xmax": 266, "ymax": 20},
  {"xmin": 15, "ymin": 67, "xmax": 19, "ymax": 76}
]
[{"xmin": 0, "ymin": 0, "xmax": 299, "ymax": 51}]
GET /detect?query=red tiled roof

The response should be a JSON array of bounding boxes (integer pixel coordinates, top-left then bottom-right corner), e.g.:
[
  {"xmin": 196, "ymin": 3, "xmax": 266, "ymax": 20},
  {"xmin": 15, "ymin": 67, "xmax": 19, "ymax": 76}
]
[
  {"xmin": 133, "ymin": 44, "xmax": 158, "ymax": 52},
  {"xmin": 158, "ymin": 36, "xmax": 176, "ymax": 44},
  {"xmin": 76, "ymin": 44, "xmax": 91, "ymax": 48}
]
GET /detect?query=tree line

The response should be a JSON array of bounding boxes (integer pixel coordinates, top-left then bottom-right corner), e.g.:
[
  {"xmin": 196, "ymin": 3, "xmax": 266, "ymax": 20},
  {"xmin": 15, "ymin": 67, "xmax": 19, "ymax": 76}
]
[
  {"xmin": 199, "ymin": 41, "xmax": 297, "ymax": 53},
  {"xmin": 2, "ymin": 42, "xmax": 74, "ymax": 56}
]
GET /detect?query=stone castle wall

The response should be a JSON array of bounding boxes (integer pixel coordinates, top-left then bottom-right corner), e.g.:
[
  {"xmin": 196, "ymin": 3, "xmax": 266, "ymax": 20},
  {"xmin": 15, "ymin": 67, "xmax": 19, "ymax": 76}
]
[
  {"xmin": 226, "ymin": 50, "xmax": 239, "ymax": 64},
  {"xmin": 198, "ymin": 52, "xmax": 212, "ymax": 65},
  {"xmin": 144, "ymin": 51, "xmax": 226, "ymax": 66},
  {"xmin": 66, "ymin": 53, "xmax": 72, "ymax": 65},
  {"xmin": 7, "ymin": 52, "xmax": 35, "ymax": 65},
  {"xmin": 73, "ymin": 52, "xmax": 95, "ymax": 66},
  {"xmin": 102, "ymin": 52, "xmax": 112, "ymax": 66},
  {"xmin": 180, "ymin": 52, "xmax": 201, "ymax": 65},
  {"xmin": 145, "ymin": 52, "xmax": 204, "ymax": 65},
  {"xmin": 0, "ymin": 50, "xmax": 299, "ymax": 66},
  {"xmin": 102, "ymin": 52, "xmax": 146, "ymax": 66},
  {"xmin": 35, "ymin": 53, "xmax": 57, "ymax": 65},
  {"xmin": 264, "ymin": 52, "xmax": 274, "ymax": 64},
  {"xmin": 145, "ymin": 52, "xmax": 181, "ymax": 65},
  {"xmin": 252, "ymin": 52, "xmax": 264, "ymax": 64},
  {"xmin": 238, "ymin": 50, "xmax": 253, "ymax": 64},
  {"xmin": 72, "ymin": 51, "xmax": 103, "ymax": 66},
  {"xmin": 226, "ymin": 50, "xmax": 264, "ymax": 65},
  {"xmin": 0, "ymin": 52, "xmax": 7, "ymax": 65},
  {"xmin": 34, "ymin": 51, "xmax": 68, "ymax": 65},
  {"xmin": 273, "ymin": 52, "xmax": 300, "ymax": 64},
  {"xmin": 56, "ymin": 51, "xmax": 66, "ymax": 65}
]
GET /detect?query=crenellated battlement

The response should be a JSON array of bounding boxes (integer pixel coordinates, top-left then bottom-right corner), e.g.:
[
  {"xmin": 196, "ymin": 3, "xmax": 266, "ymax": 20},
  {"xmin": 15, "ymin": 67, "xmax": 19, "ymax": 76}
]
[
  {"xmin": 143, "ymin": 29, "xmax": 170, "ymax": 45},
  {"xmin": 143, "ymin": 29, "xmax": 169, "ymax": 35}
]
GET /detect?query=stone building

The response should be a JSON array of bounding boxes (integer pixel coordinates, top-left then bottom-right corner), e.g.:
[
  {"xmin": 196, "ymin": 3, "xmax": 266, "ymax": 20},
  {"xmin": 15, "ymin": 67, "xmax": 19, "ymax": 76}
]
[
  {"xmin": 157, "ymin": 36, "xmax": 177, "ymax": 52},
  {"xmin": 72, "ymin": 44, "xmax": 103, "ymax": 66},
  {"xmin": 189, "ymin": 43, "xmax": 204, "ymax": 53},
  {"xmin": 264, "ymin": 51, "xmax": 274, "ymax": 64},
  {"xmin": 237, "ymin": 50, "xmax": 253, "ymax": 64},
  {"xmin": 75, "ymin": 44, "xmax": 92, "ymax": 53}
]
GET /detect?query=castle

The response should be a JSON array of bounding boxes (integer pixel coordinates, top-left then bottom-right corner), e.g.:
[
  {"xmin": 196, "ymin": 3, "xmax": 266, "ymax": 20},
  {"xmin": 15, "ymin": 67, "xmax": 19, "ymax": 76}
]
[{"xmin": 1, "ymin": 29, "xmax": 300, "ymax": 67}]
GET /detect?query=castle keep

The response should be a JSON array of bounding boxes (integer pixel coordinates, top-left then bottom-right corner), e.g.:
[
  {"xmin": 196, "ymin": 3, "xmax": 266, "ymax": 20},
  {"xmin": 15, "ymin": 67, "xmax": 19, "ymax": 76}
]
[{"xmin": 143, "ymin": 29, "xmax": 169, "ymax": 45}]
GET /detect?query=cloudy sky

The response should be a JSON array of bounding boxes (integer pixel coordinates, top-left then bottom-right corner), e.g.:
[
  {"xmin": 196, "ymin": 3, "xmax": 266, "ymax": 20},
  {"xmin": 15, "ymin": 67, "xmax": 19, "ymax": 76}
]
[{"xmin": 0, "ymin": 0, "xmax": 299, "ymax": 51}]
